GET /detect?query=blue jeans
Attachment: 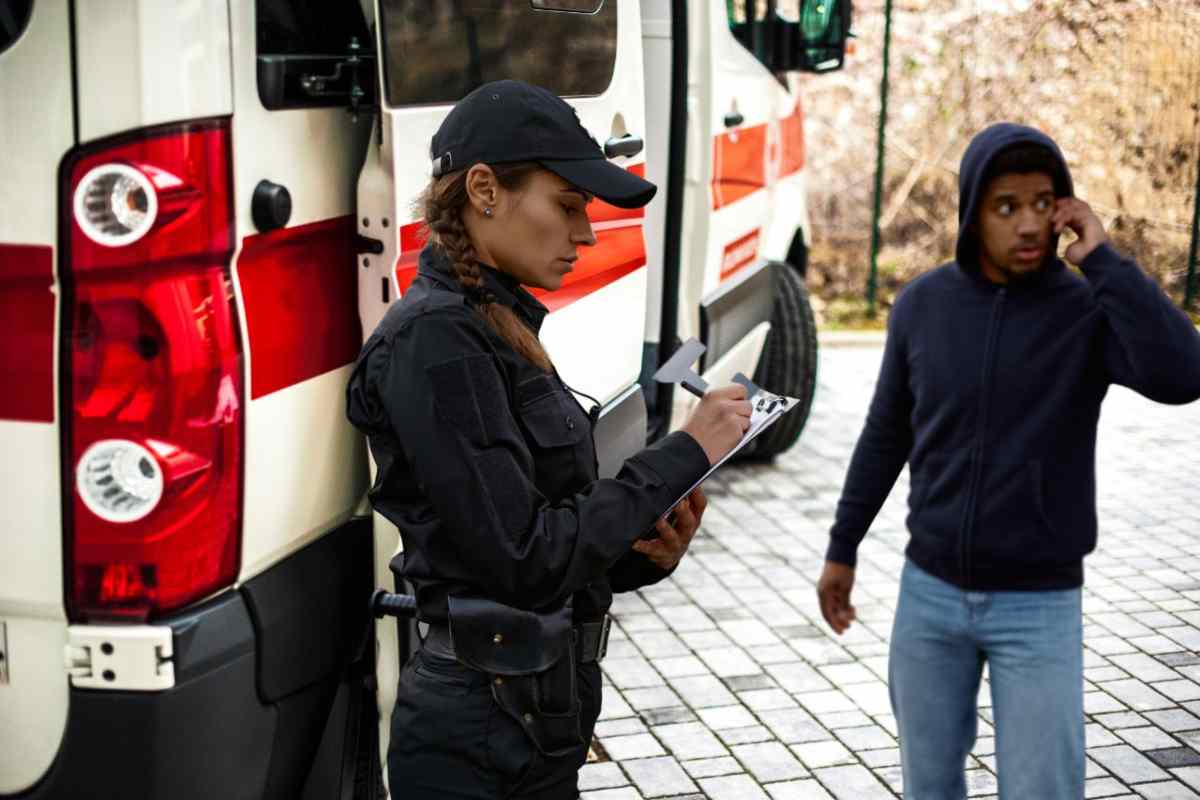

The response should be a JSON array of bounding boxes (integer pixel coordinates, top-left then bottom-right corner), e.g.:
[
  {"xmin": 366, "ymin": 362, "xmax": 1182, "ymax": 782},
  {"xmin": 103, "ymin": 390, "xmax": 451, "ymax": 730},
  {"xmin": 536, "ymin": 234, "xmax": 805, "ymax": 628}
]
[{"xmin": 889, "ymin": 559, "xmax": 1084, "ymax": 800}]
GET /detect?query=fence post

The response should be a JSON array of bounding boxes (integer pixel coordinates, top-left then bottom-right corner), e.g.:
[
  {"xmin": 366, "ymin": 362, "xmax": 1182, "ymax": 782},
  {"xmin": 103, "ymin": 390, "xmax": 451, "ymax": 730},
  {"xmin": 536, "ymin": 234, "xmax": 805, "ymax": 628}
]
[
  {"xmin": 867, "ymin": 0, "xmax": 894, "ymax": 317},
  {"xmin": 1186, "ymin": 145, "xmax": 1199, "ymax": 312}
]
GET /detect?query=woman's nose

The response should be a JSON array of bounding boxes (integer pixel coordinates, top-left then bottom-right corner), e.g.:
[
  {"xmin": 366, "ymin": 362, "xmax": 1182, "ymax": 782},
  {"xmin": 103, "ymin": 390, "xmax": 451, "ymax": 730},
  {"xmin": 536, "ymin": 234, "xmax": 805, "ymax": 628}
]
[{"xmin": 574, "ymin": 219, "xmax": 597, "ymax": 247}]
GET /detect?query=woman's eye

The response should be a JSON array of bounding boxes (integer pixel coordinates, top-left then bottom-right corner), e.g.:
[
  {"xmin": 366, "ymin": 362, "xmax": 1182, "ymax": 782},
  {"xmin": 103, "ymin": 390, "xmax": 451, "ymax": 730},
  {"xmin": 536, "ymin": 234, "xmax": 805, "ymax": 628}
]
[
  {"xmin": 1036, "ymin": 198, "xmax": 1052, "ymax": 211},
  {"xmin": 562, "ymin": 204, "xmax": 576, "ymax": 216},
  {"xmin": 998, "ymin": 203, "xmax": 1013, "ymax": 215}
]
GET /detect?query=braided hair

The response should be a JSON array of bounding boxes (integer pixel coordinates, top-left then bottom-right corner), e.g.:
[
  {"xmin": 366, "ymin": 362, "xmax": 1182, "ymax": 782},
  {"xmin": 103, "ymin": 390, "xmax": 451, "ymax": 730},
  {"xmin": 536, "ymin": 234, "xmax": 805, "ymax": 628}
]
[{"xmin": 418, "ymin": 163, "xmax": 554, "ymax": 372}]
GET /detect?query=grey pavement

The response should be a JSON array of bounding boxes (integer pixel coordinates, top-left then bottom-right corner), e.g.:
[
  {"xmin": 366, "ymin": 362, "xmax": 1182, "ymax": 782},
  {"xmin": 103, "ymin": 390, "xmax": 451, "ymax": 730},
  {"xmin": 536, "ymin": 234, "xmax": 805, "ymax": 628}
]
[{"xmin": 586, "ymin": 343, "xmax": 1200, "ymax": 799}]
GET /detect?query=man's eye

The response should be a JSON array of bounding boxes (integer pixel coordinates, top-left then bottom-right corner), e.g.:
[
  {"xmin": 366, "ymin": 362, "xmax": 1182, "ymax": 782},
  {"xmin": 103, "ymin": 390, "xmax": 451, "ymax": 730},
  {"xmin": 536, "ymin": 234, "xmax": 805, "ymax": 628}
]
[
  {"xmin": 998, "ymin": 203, "xmax": 1013, "ymax": 215},
  {"xmin": 1036, "ymin": 198, "xmax": 1052, "ymax": 211},
  {"xmin": 562, "ymin": 205, "xmax": 577, "ymax": 216}
]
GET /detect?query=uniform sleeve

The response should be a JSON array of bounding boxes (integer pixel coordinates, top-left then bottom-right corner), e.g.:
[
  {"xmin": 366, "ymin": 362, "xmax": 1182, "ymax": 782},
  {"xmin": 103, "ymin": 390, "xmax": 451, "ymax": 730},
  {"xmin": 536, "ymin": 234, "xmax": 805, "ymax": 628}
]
[
  {"xmin": 1081, "ymin": 243, "xmax": 1200, "ymax": 404},
  {"xmin": 607, "ymin": 550, "xmax": 675, "ymax": 594},
  {"xmin": 826, "ymin": 295, "xmax": 915, "ymax": 567},
  {"xmin": 377, "ymin": 309, "xmax": 710, "ymax": 611}
]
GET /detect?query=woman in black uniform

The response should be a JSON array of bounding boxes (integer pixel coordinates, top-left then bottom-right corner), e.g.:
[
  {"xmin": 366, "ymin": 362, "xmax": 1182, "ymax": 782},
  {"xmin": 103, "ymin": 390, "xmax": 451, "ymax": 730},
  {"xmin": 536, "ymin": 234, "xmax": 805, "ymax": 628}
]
[{"xmin": 346, "ymin": 80, "xmax": 751, "ymax": 800}]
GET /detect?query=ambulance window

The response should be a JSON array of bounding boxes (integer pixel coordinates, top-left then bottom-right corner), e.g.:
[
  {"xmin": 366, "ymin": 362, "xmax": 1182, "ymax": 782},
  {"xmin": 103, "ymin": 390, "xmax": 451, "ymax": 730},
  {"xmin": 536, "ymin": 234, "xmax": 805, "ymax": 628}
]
[
  {"xmin": 379, "ymin": 1, "xmax": 617, "ymax": 106},
  {"xmin": 257, "ymin": 0, "xmax": 368, "ymax": 57},
  {"xmin": 0, "ymin": 0, "xmax": 34, "ymax": 56}
]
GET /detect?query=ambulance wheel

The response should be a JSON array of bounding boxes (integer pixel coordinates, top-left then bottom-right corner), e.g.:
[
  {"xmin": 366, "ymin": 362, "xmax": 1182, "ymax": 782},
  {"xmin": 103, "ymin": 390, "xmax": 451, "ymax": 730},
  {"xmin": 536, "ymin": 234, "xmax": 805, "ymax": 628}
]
[{"xmin": 740, "ymin": 262, "xmax": 818, "ymax": 460}]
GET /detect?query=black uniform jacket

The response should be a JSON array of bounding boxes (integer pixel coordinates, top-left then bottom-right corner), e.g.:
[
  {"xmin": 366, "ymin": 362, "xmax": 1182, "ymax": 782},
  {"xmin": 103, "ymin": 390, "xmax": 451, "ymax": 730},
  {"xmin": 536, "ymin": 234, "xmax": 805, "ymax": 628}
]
[{"xmin": 346, "ymin": 247, "xmax": 711, "ymax": 623}]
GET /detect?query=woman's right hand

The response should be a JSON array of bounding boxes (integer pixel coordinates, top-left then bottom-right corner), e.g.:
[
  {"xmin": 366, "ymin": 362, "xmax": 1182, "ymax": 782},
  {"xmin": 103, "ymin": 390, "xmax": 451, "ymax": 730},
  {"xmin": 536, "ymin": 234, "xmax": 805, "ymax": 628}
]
[{"xmin": 680, "ymin": 384, "xmax": 753, "ymax": 465}]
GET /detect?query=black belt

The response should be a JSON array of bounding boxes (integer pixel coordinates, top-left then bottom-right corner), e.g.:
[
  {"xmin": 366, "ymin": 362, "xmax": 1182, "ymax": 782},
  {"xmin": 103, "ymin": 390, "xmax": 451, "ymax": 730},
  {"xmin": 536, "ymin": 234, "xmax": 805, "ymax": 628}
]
[{"xmin": 423, "ymin": 616, "xmax": 611, "ymax": 665}]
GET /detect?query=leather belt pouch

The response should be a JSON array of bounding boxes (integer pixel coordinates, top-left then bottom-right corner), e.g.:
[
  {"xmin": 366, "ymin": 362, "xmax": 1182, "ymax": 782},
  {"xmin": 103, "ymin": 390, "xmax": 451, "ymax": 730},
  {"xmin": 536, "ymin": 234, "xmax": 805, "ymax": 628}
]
[{"xmin": 447, "ymin": 596, "xmax": 582, "ymax": 756}]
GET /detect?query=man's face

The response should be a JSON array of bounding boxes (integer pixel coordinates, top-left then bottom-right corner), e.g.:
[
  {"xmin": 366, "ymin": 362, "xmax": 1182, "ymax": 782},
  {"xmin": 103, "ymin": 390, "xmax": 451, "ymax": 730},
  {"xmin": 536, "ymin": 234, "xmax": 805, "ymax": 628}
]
[{"xmin": 976, "ymin": 172, "xmax": 1056, "ymax": 284}]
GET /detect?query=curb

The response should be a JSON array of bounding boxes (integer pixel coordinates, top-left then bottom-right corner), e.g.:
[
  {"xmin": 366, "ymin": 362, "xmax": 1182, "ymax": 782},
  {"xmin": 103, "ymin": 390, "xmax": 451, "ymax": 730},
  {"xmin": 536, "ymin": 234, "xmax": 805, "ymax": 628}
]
[{"xmin": 817, "ymin": 330, "xmax": 887, "ymax": 348}]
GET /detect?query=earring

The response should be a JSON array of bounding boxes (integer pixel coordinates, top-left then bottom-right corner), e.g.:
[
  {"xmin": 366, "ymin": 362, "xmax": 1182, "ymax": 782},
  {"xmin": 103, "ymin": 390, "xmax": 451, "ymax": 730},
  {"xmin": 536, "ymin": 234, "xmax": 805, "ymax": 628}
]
[{"xmin": 483, "ymin": 207, "xmax": 493, "ymax": 217}]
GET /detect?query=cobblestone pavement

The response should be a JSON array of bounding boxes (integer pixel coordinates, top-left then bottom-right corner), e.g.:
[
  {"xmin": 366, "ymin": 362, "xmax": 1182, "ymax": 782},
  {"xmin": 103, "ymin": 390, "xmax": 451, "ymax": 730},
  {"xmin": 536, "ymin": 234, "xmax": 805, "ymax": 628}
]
[{"xmin": 584, "ymin": 344, "xmax": 1200, "ymax": 800}]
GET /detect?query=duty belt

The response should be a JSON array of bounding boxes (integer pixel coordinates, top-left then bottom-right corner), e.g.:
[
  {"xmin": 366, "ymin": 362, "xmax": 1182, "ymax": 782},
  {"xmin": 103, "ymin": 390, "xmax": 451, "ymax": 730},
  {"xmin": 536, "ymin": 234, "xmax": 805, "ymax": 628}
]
[{"xmin": 423, "ymin": 615, "xmax": 611, "ymax": 665}]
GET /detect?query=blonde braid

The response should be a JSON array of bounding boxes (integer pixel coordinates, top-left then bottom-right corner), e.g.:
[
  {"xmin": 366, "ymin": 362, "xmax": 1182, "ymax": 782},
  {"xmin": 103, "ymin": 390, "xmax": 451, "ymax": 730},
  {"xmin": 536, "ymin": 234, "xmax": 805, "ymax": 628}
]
[{"xmin": 420, "ymin": 170, "xmax": 553, "ymax": 372}]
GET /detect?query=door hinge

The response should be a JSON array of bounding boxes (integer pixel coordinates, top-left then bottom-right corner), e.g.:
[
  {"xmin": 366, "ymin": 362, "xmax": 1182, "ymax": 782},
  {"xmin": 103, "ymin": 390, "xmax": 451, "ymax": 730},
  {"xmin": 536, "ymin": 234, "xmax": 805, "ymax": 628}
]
[{"xmin": 64, "ymin": 625, "xmax": 175, "ymax": 691}]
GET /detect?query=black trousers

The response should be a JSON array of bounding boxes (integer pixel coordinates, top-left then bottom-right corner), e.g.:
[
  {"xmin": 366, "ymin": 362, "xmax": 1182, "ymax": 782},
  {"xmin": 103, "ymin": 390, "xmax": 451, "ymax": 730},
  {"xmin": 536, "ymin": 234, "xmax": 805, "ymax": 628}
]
[{"xmin": 388, "ymin": 649, "xmax": 603, "ymax": 799}]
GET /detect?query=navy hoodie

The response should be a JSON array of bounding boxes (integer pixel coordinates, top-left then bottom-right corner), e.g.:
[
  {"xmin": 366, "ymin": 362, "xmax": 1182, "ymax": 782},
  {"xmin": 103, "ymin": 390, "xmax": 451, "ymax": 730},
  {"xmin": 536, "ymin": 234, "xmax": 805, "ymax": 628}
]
[{"xmin": 827, "ymin": 123, "xmax": 1200, "ymax": 590}]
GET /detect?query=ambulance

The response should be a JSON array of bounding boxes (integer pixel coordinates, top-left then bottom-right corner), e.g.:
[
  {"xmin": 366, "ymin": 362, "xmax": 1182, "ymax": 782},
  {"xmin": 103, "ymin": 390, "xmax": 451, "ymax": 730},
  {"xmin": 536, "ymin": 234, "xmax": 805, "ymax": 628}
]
[{"xmin": 0, "ymin": 1, "xmax": 850, "ymax": 797}]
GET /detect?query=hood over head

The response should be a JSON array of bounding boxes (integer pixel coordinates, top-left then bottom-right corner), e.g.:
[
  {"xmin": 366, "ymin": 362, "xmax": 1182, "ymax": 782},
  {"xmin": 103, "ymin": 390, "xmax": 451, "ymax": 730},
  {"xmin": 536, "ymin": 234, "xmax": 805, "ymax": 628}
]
[{"xmin": 956, "ymin": 123, "xmax": 1074, "ymax": 271}]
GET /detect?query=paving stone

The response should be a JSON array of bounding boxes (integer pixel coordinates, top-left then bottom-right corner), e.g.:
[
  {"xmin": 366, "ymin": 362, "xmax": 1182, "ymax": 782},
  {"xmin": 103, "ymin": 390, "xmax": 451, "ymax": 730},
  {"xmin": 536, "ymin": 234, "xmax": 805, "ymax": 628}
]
[
  {"xmin": 833, "ymin": 724, "xmax": 895, "ymax": 751},
  {"xmin": 1096, "ymin": 711, "xmax": 1150, "ymax": 730},
  {"xmin": 652, "ymin": 722, "xmax": 729, "ymax": 759},
  {"xmin": 765, "ymin": 662, "xmax": 835, "ymax": 694},
  {"xmin": 699, "ymin": 647, "xmax": 764, "ymax": 678},
  {"xmin": 1087, "ymin": 777, "xmax": 1134, "ymax": 797},
  {"xmin": 859, "ymin": 748, "xmax": 902, "ymax": 768},
  {"xmin": 596, "ymin": 718, "xmax": 649, "ymax": 738},
  {"xmin": 640, "ymin": 707, "xmax": 697, "ymax": 726},
  {"xmin": 682, "ymin": 756, "xmax": 743, "ymax": 779},
  {"xmin": 757, "ymin": 708, "xmax": 829, "ymax": 745},
  {"xmin": 1144, "ymin": 747, "xmax": 1200, "ymax": 769},
  {"xmin": 622, "ymin": 756, "xmax": 698, "ymax": 798},
  {"xmin": 1100, "ymin": 680, "xmax": 1176, "ymax": 712},
  {"xmin": 1133, "ymin": 780, "xmax": 1200, "ymax": 798},
  {"xmin": 762, "ymin": 779, "xmax": 835, "ymax": 799},
  {"xmin": 810, "ymin": 764, "xmax": 894, "ymax": 799},
  {"xmin": 725, "ymin": 675, "xmax": 779, "ymax": 692},
  {"xmin": 731, "ymin": 741, "xmax": 810, "ymax": 783},
  {"xmin": 652, "ymin": 655, "xmax": 711, "ymax": 679},
  {"xmin": 697, "ymin": 774, "xmax": 771, "ymax": 800},
  {"xmin": 698, "ymin": 705, "xmax": 760, "ymax": 730},
  {"xmin": 718, "ymin": 726, "xmax": 776, "ymax": 746},
  {"xmin": 1117, "ymin": 726, "xmax": 1181, "ymax": 751},
  {"xmin": 669, "ymin": 675, "xmax": 739, "ymax": 709},
  {"xmin": 602, "ymin": 733, "xmax": 668, "ymax": 761},
  {"xmin": 580, "ymin": 762, "xmax": 630, "ymax": 791},
  {"xmin": 740, "ymin": 688, "xmax": 800, "ymax": 711},
  {"xmin": 1143, "ymin": 709, "xmax": 1200, "ymax": 732},
  {"xmin": 581, "ymin": 788, "xmax": 644, "ymax": 800},
  {"xmin": 605, "ymin": 657, "xmax": 666, "ymax": 690},
  {"xmin": 791, "ymin": 740, "xmax": 855, "ymax": 770},
  {"xmin": 1089, "ymin": 744, "xmax": 1171, "ymax": 783},
  {"xmin": 624, "ymin": 686, "xmax": 684, "ymax": 711}
]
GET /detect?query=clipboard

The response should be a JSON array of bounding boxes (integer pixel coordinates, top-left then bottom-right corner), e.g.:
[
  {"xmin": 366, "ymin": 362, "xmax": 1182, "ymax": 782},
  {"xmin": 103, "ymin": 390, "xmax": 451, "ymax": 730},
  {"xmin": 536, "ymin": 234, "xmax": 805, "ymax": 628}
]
[{"xmin": 643, "ymin": 339, "xmax": 799, "ymax": 536}]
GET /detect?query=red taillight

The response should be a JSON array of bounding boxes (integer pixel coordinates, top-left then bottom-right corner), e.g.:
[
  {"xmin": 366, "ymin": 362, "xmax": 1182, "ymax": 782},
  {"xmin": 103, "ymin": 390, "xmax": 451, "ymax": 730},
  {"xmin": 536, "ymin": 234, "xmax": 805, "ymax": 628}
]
[{"xmin": 61, "ymin": 119, "xmax": 242, "ymax": 622}]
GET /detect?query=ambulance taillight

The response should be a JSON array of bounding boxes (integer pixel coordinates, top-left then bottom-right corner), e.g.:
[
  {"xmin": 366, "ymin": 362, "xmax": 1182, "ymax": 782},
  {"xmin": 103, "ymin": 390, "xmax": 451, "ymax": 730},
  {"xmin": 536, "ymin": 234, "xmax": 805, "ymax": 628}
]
[{"xmin": 61, "ymin": 119, "xmax": 243, "ymax": 622}]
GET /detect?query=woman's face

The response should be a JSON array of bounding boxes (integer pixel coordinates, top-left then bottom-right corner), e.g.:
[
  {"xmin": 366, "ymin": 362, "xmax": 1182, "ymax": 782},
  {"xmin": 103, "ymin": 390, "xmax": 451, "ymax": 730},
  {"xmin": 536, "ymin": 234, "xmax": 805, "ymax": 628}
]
[{"xmin": 465, "ymin": 167, "xmax": 596, "ymax": 291}]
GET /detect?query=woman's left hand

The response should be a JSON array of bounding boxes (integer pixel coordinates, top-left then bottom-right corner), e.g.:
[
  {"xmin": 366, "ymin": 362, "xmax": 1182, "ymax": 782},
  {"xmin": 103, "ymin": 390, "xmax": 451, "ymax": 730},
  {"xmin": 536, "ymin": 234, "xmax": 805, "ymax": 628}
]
[{"xmin": 632, "ymin": 487, "xmax": 707, "ymax": 571}]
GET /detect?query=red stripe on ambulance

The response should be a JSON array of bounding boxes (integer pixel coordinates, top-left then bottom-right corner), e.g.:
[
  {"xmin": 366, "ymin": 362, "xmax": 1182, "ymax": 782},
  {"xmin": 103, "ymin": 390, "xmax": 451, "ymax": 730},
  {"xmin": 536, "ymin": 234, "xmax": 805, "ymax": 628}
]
[
  {"xmin": 395, "ymin": 165, "xmax": 648, "ymax": 311},
  {"xmin": 0, "ymin": 244, "xmax": 55, "ymax": 422},
  {"xmin": 720, "ymin": 228, "xmax": 761, "ymax": 281},
  {"xmin": 237, "ymin": 216, "xmax": 362, "ymax": 399},
  {"xmin": 711, "ymin": 125, "xmax": 767, "ymax": 210}
]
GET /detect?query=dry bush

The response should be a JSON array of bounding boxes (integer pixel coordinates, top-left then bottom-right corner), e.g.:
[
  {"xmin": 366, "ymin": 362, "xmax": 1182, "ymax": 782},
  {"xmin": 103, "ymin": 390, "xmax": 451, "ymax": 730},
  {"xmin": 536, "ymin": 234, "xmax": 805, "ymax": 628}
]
[{"xmin": 799, "ymin": 0, "xmax": 1200, "ymax": 323}]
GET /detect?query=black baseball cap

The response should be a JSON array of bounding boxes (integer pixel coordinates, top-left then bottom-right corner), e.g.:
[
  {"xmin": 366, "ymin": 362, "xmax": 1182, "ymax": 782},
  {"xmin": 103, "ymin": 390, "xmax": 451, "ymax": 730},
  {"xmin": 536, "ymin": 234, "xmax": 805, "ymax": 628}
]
[{"xmin": 430, "ymin": 79, "xmax": 656, "ymax": 209}]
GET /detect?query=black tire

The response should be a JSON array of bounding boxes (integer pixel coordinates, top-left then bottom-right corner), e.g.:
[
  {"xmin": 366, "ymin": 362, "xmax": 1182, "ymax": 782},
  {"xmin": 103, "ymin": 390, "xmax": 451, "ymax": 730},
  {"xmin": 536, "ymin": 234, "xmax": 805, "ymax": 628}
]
[{"xmin": 739, "ymin": 262, "xmax": 818, "ymax": 460}]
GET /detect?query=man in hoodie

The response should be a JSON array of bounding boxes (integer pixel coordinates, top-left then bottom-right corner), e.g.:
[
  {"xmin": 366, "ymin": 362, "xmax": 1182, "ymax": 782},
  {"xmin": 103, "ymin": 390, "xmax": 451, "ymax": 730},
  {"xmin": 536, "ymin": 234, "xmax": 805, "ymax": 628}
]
[{"xmin": 816, "ymin": 123, "xmax": 1200, "ymax": 798}]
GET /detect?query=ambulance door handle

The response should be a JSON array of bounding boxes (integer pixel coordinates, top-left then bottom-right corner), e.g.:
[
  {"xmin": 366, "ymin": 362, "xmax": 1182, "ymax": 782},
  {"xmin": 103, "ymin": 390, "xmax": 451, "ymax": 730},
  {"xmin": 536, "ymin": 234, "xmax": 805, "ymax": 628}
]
[
  {"xmin": 724, "ymin": 112, "xmax": 745, "ymax": 128},
  {"xmin": 604, "ymin": 134, "xmax": 644, "ymax": 159}
]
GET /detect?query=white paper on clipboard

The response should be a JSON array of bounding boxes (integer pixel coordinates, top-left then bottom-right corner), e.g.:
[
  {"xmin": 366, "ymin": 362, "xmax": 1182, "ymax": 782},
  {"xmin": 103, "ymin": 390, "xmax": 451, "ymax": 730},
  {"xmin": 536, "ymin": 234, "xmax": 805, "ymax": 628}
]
[{"xmin": 656, "ymin": 388, "xmax": 799, "ymax": 523}]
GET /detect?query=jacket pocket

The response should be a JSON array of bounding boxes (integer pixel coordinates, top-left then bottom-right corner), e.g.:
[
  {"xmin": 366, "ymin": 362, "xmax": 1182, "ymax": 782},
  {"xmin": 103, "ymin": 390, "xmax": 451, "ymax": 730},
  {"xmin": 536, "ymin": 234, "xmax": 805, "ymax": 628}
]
[
  {"xmin": 907, "ymin": 450, "xmax": 969, "ymax": 546},
  {"xmin": 517, "ymin": 390, "xmax": 589, "ymax": 450},
  {"xmin": 973, "ymin": 460, "xmax": 1057, "ymax": 566}
]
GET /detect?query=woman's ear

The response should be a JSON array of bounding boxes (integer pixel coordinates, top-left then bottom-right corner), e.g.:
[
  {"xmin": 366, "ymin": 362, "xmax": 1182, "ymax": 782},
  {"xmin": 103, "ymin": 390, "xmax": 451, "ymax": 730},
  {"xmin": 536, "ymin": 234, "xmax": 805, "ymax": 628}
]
[{"xmin": 465, "ymin": 164, "xmax": 499, "ymax": 217}]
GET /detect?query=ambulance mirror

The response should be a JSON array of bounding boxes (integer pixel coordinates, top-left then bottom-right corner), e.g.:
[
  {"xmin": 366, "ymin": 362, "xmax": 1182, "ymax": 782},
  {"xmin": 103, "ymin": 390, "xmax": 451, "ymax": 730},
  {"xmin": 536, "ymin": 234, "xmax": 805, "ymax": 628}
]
[{"xmin": 765, "ymin": 0, "xmax": 852, "ymax": 74}]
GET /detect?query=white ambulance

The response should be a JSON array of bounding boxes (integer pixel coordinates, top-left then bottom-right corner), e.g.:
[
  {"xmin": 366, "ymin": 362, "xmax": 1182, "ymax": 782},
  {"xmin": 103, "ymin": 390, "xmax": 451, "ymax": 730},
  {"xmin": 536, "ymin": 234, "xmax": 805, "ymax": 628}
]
[{"xmin": 0, "ymin": 1, "xmax": 849, "ymax": 797}]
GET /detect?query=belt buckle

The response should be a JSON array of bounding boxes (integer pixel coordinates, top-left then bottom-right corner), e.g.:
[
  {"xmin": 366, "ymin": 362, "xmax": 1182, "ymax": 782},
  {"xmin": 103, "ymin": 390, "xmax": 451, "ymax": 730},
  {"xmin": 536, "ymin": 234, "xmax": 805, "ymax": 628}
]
[{"xmin": 596, "ymin": 615, "xmax": 612, "ymax": 662}]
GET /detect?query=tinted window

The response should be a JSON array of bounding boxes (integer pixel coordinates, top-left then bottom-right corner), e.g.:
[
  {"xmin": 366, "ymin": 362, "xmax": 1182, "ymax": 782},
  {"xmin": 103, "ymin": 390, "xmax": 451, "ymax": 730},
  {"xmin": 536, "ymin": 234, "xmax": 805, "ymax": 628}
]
[
  {"xmin": 379, "ymin": 1, "xmax": 617, "ymax": 106},
  {"xmin": 0, "ymin": 0, "xmax": 34, "ymax": 57},
  {"xmin": 256, "ymin": 0, "xmax": 369, "ymax": 56}
]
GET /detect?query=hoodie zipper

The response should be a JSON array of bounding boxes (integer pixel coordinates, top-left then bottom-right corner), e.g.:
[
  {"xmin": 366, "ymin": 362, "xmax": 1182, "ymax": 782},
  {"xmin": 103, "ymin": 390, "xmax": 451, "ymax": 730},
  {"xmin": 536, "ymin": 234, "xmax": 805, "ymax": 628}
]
[{"xmin": 959, "ymin": 287, "xmax": 1007, "ymax": 589}]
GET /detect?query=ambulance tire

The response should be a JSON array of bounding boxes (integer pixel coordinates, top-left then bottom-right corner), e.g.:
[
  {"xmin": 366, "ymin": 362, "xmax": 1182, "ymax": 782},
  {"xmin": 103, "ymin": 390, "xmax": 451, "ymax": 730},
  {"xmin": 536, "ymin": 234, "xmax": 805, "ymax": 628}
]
[{"xmin": 740, "ymin": 262, "xmax": 818, "ymax": 460}]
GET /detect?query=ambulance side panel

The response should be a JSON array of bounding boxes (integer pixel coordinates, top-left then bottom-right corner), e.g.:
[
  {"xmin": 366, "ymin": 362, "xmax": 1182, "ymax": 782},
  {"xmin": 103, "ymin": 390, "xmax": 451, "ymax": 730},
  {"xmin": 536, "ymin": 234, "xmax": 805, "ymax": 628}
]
[{"xmin": 0, "ymin": 2, "xmax": 73, "ymax": 792}]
